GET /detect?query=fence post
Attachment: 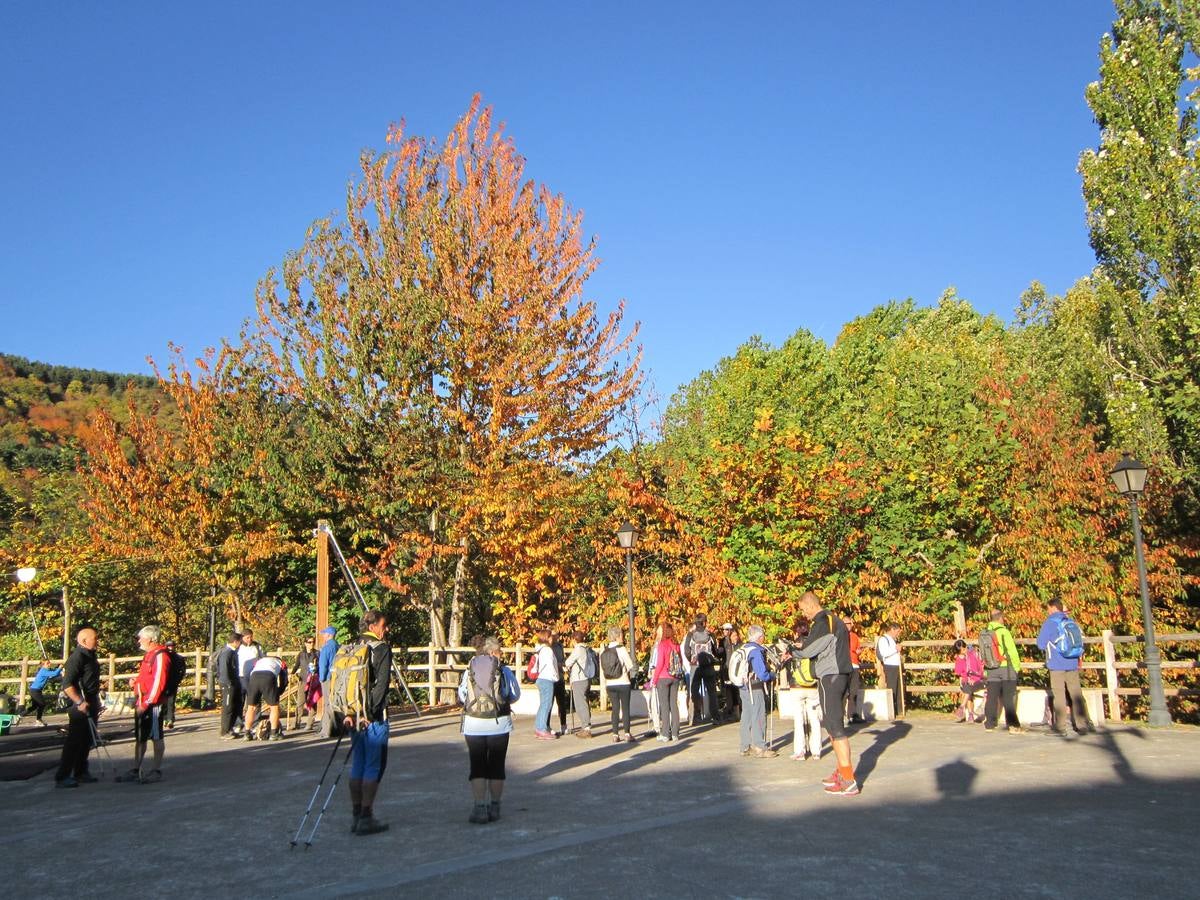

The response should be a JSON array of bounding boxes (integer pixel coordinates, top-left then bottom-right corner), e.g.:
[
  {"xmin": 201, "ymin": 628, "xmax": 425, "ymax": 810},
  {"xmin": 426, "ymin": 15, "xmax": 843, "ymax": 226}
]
[
  {"xmin": 1102, "ymin": 629, "xmax": 1121, "ymax": 722},
  {"xmin": 107, "ymin": 654, "xmax": 117, "ymax": 694},
  {"xmin": 515, "ymin": 643, "xmax": 525, "ymax": 678},
  {"xmin": 194, "ymin": 648, "xmax": 203, "ymax": 694},
  {"xmin": 427, "ymin": 646, "xmax": 436, "ymax": 704},
  {"xmin": 18, "ymin": 657, "xmax": 29, "ymax": 708}
]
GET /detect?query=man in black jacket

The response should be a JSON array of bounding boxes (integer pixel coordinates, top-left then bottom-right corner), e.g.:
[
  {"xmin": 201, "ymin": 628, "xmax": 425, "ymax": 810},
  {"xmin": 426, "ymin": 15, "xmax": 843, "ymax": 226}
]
[
  {"xmin": 216, "ymin": 632, "xmax": 243, "ymax": 738},
  {"xmin": 56, "ymin": 626, "xmax": 101, "ymax": 788},
  {"xmin": 344, "ymin": 610, "xmax": 393, "ymax": 836},
  {"xmin": 796, "ymin": 592, "xmax": 859, "ymax": 797}
]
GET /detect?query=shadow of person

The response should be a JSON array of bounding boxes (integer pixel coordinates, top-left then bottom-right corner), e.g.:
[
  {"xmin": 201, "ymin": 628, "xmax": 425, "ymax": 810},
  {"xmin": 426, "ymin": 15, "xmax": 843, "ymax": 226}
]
[
  {"xmin": 934, "ymin": 757, "xmax": 978, "ymax": 799},
  {"xmin": 854, "ymin": 720, "xmax": 911, "ymax": 786}
]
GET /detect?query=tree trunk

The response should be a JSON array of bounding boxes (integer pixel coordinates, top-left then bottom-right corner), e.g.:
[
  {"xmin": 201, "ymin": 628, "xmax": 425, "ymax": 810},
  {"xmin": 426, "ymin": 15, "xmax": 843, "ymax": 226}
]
[{"xmin": 448, "ymin": 536, "xmax": 468, "ymax": 648}]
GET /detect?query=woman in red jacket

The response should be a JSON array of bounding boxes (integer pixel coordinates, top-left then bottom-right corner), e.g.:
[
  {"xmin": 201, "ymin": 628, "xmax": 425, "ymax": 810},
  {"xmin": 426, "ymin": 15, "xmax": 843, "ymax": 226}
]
[{"xmin": 648, "ymin": 623, "xmax": 683, "ymax": 742}]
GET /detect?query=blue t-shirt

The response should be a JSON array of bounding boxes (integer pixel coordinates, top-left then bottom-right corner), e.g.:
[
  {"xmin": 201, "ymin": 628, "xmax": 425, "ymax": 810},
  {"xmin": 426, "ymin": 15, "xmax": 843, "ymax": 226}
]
[{"xmin": 30, "ymin": 666, "xmax": 62, "ymax": 691}]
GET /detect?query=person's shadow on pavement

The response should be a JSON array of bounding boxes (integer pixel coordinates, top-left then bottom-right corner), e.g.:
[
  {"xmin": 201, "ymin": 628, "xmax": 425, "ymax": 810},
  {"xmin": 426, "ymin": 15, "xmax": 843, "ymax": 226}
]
[{"xmin": 855, "ymin": 720, "xmax": 912, "ymax": 786}]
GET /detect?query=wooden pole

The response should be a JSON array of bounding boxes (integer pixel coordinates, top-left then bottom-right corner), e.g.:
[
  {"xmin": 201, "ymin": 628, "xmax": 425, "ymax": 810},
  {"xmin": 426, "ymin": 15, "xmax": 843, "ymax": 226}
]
[
  {"xmin": 193, "ymin": 648, "xmax": 203, "ymax": 694},
  {"xmin": 18, "ymin": 657, "xmax": 29, "ymax": 708},
  {"xmin": 61, "ymin": 587, "xmax": 70, "ymax": 665},
  {"xmin": 316, "ymin": 520, "xmax": 330, "ymax": 638},
  {"xmin": 107, "ymin": 654, "xmax": 117, "ymax": 694},
  {"xmin": 1102, "ymin": 628, "xmax": 1121, "ymax": 722}
]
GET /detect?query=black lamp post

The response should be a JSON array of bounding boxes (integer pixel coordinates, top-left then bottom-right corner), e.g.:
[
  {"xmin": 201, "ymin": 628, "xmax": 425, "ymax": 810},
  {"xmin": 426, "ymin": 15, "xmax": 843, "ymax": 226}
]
[
  {"xmin": 1109, "ymin": 453, "xmax": 1172, "ymax": 727},
  {"xmin": 616, "ymin": 522, "xmax": 639, "ymax": 654}
]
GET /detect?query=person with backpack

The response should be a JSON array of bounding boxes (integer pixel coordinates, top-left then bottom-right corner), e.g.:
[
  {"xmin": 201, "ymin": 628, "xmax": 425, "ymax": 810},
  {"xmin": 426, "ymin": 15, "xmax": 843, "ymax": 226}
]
[
  {"xmin": 216, "ymin": 632, "xmax": 243, "ymax": 739},
  {"xmin": 333, "ymin": 609, "xmax": 393, "ymax": 836},
  {"xmin": 24, "ymin": 657, "xmax": 61, "ymax": 728},
  {"xmin": 874, "ymin": 622, "xmax": 903, "ymax": 719},
  {"xmin": 727, "ymin": 624, "xmax": 777, "ymax": 757},
  {"xmin": 529, "ymin": 628, "xmax": 560, "ymax": 740},
  {"xmin": 243, "ymin": 655, "xmax": 289, "ymax": 741},
  {"xmin": 647, "ymin": 622, "xmax": 683, "ymax": 742},
  {"xmin": 1037, "ymin": 598, "xmax": 1095, "ymax": 736},
  {"xmin": 600, "ymin": 625, "xmax": 637, "ymax": 743},
  {"xmin": 161, "ymin": 640, "xmax": 187, "ymax": 730},
  {"xmin": 981, "ymin": 609, "xmax": 1023, "ymax": 733},
  {"xmin": 682, "ymin": 614, "xmax": 720, "ymax": 726},
  {"xmin": 952, "ymin": 639, "xmax": 986, "ymax": 723},
  {"xmin": 116, "ymin": 625, "xmax": 170, "ymax": 784},
  {"xmin": 458, "ymin": 635, "xmax": 521, "ymax": 823},
  {"xmin": 795, "ymin": 592, "xmax": 858, "ymax": 795},
  {"xmin": 564, "ymin": 631, "xmax": 597, "ymax": 738}
]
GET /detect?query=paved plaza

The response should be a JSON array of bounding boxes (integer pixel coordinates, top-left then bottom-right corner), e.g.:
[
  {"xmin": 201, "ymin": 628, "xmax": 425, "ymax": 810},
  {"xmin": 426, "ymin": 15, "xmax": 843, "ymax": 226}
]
[{"xmin": 2, "ymin": 706, "xmax": 1196, "ymax": 899}]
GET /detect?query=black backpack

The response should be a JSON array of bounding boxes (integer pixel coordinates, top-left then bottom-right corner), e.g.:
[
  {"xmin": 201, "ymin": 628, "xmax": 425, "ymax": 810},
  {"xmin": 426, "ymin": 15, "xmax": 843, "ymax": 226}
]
[
  {"xmin": 600, "ymin": 646, "xmax": 624, "ymax": 679},
  {"xmin": 166, "ymin": 650, "xmax": 188, "ymax": 695}
]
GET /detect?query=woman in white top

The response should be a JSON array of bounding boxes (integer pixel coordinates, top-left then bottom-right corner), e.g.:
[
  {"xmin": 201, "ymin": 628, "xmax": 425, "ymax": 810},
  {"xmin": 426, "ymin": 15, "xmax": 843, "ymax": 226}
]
[
  {"xmin": 875, "ymin": 622, "xmax": 904, "ymax": 718},
  {"xmin": 532, "ymin": 629, "xmax": 559, "ymax": 739},
  {"xmin": 564, "ymin": 631, "xmax": 595, "ymax": 738},
  {"xmin": 600, "ymin": 625, "xmax": 637, "ymax": 743},
  {"xmin": 458, "ymin": 636, "xmax": 520, "ymax": 824}
]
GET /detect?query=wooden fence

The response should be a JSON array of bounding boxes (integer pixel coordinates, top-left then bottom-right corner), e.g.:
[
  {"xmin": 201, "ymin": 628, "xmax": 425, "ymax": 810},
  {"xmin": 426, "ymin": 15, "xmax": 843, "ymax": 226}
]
[{"xmin": 1, "ymin": 633, "xmax": 1196, "ymax": 722}]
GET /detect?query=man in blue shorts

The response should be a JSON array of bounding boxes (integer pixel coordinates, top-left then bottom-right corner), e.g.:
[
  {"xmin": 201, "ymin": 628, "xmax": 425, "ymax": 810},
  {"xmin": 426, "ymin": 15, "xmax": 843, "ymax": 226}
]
[{"xmin": 343, "ymin": 609, "xmax": 392, "ymax": 836}]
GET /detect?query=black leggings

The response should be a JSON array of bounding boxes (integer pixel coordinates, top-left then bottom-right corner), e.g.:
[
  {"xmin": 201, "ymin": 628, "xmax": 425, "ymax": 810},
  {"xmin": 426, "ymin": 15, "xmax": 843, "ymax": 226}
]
[
  {"xmin": 27, "ymin": 689, "xmax": 48, "ymax": 721},
  {"xmin": 465, "ymin": 733, "xmax": 509, "ymax": 781}
]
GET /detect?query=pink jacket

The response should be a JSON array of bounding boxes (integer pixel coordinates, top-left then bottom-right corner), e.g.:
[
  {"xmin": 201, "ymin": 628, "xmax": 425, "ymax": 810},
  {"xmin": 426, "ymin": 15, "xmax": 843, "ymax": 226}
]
[{"xmin": 650, "ymin": 639, "xmax": 681, "ymax": 686}]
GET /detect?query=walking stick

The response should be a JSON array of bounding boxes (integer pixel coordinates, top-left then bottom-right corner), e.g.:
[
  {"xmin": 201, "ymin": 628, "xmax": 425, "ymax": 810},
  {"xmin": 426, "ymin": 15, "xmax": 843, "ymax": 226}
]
[
  {"xmin": 303, "ymin": 738, "xmax": 355, "ymax": 848},
  {"xmin": 290, "ymin": 731, "xmax": 345, "ymax": 848}
]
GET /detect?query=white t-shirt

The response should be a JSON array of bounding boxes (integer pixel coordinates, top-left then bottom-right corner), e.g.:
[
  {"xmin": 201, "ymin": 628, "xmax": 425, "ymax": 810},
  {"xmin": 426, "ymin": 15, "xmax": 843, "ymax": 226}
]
[
  {"xmin": 251, "ymin": 657, "xmax": 283, "ymax": 679},
  {"xmin": 876, "ymin": 634, "xmax": 902, "ymax": 667},
  {"xmin": 237, "ymin": 643, "xmax": 263, "ymax": 679}
]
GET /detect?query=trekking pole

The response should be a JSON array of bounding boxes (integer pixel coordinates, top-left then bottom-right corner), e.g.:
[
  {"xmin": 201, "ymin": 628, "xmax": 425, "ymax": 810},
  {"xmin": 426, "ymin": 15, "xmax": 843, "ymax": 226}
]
[
  {"xmin": 86, "ymin": 715, "xmax": 112, "ymax": 778},
  {"xmin": 290, "ymin": 731, "xmax": 345, "ymax": 848},
  {"xmin": 767, "ymin": 680, "xmax": 774, "ymax": 748},
  {"xmin": 320, "ymin": 523, "xmax": 422, "ymax": 718},
  {"xmin": 303, "ymin": 738, "xmax": 355, "ymax": 849}
]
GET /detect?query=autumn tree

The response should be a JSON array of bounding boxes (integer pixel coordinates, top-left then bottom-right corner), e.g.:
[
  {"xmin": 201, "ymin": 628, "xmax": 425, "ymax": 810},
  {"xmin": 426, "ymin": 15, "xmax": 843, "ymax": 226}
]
[{"xmin": 238, "ymin": 96, "xmax": 640, "ymax": 648}]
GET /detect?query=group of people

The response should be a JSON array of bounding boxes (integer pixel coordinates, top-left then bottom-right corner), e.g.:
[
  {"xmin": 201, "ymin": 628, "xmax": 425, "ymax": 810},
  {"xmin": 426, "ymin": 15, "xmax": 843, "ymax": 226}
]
[
  {"xmin": 212, "ymin": 626, "xmax": 339, "ymax": 742},
  {"xmin": 950, "ymin": 599, "xmax": 1098, "ymax": 736},
  {"xmin": 54, "ymin": 624, "xmax": 185, "ymax": 788}
]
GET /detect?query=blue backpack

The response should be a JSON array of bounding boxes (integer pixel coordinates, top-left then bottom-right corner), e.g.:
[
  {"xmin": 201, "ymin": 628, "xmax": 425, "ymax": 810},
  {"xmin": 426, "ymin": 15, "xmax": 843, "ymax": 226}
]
[{"xmin": 1054, "ymin": 616, "xmax": 1085, "ymax": 659}]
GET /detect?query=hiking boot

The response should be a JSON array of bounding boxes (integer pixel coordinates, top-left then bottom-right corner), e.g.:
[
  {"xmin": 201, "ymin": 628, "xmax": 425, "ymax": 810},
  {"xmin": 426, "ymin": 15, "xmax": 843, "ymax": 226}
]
[
  {"xmin": 751, "ymin": 746, "xmax": 779, "ymax": 758},
  {"xmin": 826, "ymin": 777, "xmax": 860, "ymax": 797},
  {"xmin": 350, "ymin": 814, "xmax": 360, "ymax": 834},
  {"xmin": 488, "ymin": 800, "xmax": 501, "ymax": 822},
  {"xmin": 115, "ymin": 769, "xmax": 142, "ymax": 783},
  {"xmin": 141, "ymin": 769, "xmax": 162, "ymax": 784},
  {"xmin": 56, "ymin": 777, "xmax": 79, "ymax": 789},
  {"xmin": 1008, "ymin": 726, "xmax": 1025, "ymax": 735},
  {"xmin": 245, "ymin": 731, "xmax": 258, "ymax": 741},
  {"xmin": 269, "ymin": 729, "xmax": 282, "ymax": 742},
  {"xmin": 355, "ymin": 815, "xmax": 389, "ymax": 836},
  {"xmin": 220, "ymin": 732, "xmax": 237, "ymax": 740},
  {"xmin": 576, "ymin": 729, "xmax": 593, "ymax": 739},
  {"xmin": 821, "ymin": 770, "xmax": 840, "ymax": 787},
  {"xmin": 468, "ymin": 803, "xmax": 490, "ymax": 824}
]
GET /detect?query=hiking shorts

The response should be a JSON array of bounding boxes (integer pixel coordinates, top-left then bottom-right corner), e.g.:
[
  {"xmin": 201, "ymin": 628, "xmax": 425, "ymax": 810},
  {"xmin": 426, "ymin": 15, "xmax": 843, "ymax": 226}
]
[
  {"xmin": 350, "ymin": 720, "xmax": 389, "ymax": 781},
  {"xmin": 817, "ymin": 674, "xmax": 849, "ymax": 739},
  {"xmin": 246, "ymin": 671, "xmax": 279, "ymax": 707},
  {"xmin": 136, "ymin": 704, "xmax": 164, "ymax": 742}
]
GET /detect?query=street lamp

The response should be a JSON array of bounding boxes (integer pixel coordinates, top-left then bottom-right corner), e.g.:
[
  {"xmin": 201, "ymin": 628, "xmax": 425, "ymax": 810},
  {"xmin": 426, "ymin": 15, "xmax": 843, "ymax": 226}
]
[
  {"xmin": 16, "ymin": 567, "xmax": 36, "ymax": 584},
  {"xmin": 616, "ymin": 522, "xmax": 639, "ymax": 654},
  {"xmin": 1109, "ymin": 453, "xmax": 1172, "ymax": 727}
]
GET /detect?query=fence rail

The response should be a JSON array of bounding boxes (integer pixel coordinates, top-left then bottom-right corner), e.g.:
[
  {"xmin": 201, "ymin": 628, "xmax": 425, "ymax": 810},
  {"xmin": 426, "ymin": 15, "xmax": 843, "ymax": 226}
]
[{"xmin": 2, "ymin": 632, "xmax": 1197, "ymax": 722}]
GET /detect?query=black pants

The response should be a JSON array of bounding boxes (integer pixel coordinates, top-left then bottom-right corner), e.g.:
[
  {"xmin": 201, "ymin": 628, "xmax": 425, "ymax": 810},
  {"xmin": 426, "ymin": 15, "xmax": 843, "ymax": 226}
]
[
  {"xmin": 847, "ymin": 668, "xmax": 863, "ymax": 719},
  {"xmin": 465, "ymin": 733, "xmax": 509, "ymax": 780},
  {"xmin": 56, "ymin": 704, "xmax": 97, "ymax": 781},
  {"xmin": 607, "ymin": 685, "xmax": 631, "ymax": 734},
  {"xmin": 552, "ymin": 680, "xmax": 569, "ymax": 733},
  {"xmin": 984, "ymin": 679, "xmax": 1020, "ymax": 729},
  {"xmin": 883, "ymin": 664, "xmax": 902, "ymax": 716},
  {"xmin": 162, "ymin": 692, "xmax": 177, "ymax": 726},
  {"xmin": 27, "ymin": 688, "xmax": 48, "ymax": 722},
  {"xmin": 689, "ymin": 666, "xmax": 718, "ymax": 723},
  {"xmin": 220, "ymin": 682, "xmax": 243, "ymax": 735},
  {"xmin": 722, "ymin": 681, "xmax": 740, "ymax": 719}
]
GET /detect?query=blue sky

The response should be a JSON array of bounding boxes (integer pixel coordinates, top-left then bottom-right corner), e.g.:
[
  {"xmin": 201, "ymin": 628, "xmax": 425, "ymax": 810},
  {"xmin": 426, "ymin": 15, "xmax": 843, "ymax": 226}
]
[{"xmin": 1, "ymin": 1, "xmax": 1115, "ymax": 404}]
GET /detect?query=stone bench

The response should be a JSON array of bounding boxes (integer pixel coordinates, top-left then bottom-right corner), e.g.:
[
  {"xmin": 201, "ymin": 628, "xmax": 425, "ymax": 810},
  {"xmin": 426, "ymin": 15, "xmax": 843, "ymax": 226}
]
[{"xmin": 776, "ymin": 686, "xmax": 895, "ymax": 759}]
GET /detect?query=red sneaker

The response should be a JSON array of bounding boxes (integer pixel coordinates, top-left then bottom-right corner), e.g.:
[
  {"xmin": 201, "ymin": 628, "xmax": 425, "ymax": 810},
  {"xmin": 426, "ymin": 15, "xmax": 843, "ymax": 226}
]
[
  {"xmin": 826, "ymin": 777, "xmax": 860, "ymax": 797},
  {"xmin": 821, "ymin": 770, "xmax": 840, "ymax": 788}
]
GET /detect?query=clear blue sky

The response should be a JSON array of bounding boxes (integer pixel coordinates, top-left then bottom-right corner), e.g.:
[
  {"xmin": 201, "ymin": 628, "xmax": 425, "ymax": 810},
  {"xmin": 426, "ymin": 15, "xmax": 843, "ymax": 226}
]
[{"xmin": 1, "ymin": 1, "xmax": 1115, "ymax": 404}]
